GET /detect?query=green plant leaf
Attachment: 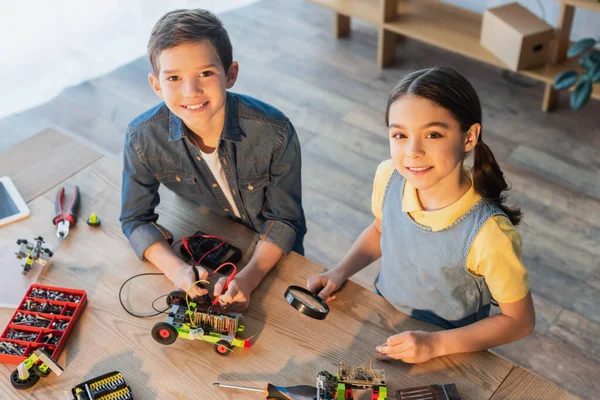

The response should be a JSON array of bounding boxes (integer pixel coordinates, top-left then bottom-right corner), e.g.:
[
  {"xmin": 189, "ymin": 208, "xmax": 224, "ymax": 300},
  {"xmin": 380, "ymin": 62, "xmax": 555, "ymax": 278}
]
[
  {"xmin": 554, "ymin": 70, "xmax": 579, "ymax": 90},
  {"xmin": 592, "ymin": 68, "xmax": 600, "ymax": 83},
  {"xmin": 589, "ymin": 51, "xmax": 600, "ymax": 63},
  {"xmin": 567, "ymin": 38, "xmax": 597, "ymax": 57},
  {"xmin": 570, "ymin": 80, "xmax": 592, "ymax": 110},
  {"xmin": 586, "ymin": 52, "xmax": 600, "ymax": 79}
]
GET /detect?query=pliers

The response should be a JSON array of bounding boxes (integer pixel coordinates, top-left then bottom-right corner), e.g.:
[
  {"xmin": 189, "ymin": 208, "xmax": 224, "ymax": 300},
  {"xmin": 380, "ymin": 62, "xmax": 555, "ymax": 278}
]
[{"xmin": 53, "ymin": 186, "xmax": 80, "ymax": 239}]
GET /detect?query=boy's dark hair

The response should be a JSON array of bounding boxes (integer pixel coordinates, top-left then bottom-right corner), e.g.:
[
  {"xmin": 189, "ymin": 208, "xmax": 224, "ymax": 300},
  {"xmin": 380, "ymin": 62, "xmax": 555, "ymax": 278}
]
[
  {"xmin": 385, "ymin": 66, "xmax": 522, "ymax": 226},
  {"xmin": 148, "ymin": 9, "xmax": 233, "ymax": 73}
]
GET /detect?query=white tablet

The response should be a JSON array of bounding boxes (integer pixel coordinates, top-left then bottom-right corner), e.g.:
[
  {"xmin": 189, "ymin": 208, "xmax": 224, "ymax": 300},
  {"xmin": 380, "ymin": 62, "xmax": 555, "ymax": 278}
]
[{"xmin": 0, "ymin": 176, "xmax": 30, "ymax": 227}]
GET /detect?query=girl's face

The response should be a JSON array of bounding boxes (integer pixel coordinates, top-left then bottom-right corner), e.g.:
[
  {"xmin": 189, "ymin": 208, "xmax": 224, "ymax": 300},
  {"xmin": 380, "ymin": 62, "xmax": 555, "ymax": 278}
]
[{"xmin": 388, "ymin": 95, "xmax": 479, "ymax": 193}]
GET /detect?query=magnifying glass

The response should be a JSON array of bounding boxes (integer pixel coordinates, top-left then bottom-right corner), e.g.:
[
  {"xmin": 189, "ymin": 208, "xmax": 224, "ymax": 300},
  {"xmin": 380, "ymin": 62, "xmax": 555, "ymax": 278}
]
[{"xmin": 284, "ymin": 285, "xmax": 330, "ymax": 320}]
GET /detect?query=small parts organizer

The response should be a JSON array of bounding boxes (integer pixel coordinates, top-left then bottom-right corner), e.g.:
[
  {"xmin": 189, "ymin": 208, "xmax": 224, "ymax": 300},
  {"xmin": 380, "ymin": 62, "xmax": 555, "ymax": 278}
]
[{"xmin": 0, "ymin": 284, "xmax": 87, "ymax": 364}]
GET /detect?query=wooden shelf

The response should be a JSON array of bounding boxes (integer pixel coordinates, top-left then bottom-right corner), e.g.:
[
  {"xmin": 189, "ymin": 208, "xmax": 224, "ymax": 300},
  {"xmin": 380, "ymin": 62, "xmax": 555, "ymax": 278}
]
[
  {"xmin": 383, "ymin": 0, "xmax": 504, "ymax": 68},
  {"xmin": 306, "ymin": 0, "xmax": 381, "ymax": 25},
  {"xmin": 307, "ymin": 0, "xmax": 600, "ymax": 109},
  {"xmin": 558, "ymin": 0, "xmax": 600, "ymax": 13},
  {"xmin": 525, "ymin": 57, "xmax": 600, "ymax": 100},
  {"xmin": 383, "ymin": 0, "xmax": 599, "ymax": 100}
]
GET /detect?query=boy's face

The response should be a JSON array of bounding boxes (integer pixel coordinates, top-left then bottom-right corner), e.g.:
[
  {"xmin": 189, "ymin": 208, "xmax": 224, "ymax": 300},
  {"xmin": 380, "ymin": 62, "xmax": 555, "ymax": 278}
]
[{"xmin": 148, "ymin": 40, "xmax": 238, "ymax": 136}]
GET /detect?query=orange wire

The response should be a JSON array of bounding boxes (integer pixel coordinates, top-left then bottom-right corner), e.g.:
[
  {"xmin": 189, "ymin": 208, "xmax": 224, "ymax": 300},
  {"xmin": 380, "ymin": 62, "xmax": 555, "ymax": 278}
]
[{"xmin": 370, "ymin": 353, "xmax": 379, "ymax": 380}]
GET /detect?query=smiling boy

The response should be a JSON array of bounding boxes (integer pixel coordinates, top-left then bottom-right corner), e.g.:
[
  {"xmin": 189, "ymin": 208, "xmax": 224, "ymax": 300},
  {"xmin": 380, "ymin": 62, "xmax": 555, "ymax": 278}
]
[{"xmin": 120, "ymin": 9, "xmax": 306, "ymax": 311}]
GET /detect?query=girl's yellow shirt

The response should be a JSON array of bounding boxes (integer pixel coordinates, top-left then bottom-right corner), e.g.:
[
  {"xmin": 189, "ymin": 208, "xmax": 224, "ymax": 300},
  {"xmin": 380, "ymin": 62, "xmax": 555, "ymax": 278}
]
[{"xmin": 372, "ymin": 160, "xmax": 530, "ymax": 304}]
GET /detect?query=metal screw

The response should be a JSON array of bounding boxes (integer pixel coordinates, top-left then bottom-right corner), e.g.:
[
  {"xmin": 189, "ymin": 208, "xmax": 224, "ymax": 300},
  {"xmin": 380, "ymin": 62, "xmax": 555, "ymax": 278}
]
[{"xmin": 6, "ymin": 342, "xmax": 25, "ymax": 355}]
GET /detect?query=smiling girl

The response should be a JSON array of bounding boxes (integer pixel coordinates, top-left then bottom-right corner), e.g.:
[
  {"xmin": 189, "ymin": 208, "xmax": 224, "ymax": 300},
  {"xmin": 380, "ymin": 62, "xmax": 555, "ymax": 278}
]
[{"xmin": 307, "ymin": 67, "xmax": 535, "ymax": 363}]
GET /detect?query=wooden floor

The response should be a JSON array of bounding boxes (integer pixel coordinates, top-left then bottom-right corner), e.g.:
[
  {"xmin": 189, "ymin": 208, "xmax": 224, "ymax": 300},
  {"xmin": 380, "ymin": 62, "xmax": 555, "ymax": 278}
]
[{"xmin": 1, "ymin": 1, "xmax": 599, "ymax": 398}]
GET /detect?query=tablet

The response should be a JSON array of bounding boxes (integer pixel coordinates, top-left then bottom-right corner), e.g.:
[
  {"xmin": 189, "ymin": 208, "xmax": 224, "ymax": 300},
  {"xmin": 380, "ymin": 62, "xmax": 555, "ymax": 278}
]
[{"xmin": 0, "ymin": 176, "xmax": 30, "ymax": 227}]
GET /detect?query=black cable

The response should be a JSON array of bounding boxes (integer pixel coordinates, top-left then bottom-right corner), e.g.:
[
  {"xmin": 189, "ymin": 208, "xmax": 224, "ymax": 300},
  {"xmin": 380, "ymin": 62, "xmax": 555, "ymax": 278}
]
[
  {"xmin": 119, "ymin": 234, "xmax": 234, "ymax": 318},
  {"xmin": 119, "ymin": 272, "xmax": 170, "ymax": 318},
  {"xmin": 152, "ymin": 294, "xmax": 169, "ymax": 314}
]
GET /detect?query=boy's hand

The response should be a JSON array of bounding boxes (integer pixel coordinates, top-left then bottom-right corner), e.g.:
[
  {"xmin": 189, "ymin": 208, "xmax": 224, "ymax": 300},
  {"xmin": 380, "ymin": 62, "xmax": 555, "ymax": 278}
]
[
  {"xmin": 375, "ymin": 331, "xmax": 440, "ymax": 364},
  {"xmin": 171, "ymin": 265, "xmax": 209, "ymax": 300},
  {"xmin": 306, "ymin": 269, "xmax": 346, "ymax": 302},
  {"xmin": 213, "ymin": 275, "xmax": 254, "ymax": 312}
]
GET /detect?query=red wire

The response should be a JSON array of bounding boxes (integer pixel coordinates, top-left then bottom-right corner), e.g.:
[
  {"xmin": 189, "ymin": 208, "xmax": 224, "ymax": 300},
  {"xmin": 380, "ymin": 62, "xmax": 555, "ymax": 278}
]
[{"xmin": 172, "ymin": 234, "xmax": 238, "ymax": 305}]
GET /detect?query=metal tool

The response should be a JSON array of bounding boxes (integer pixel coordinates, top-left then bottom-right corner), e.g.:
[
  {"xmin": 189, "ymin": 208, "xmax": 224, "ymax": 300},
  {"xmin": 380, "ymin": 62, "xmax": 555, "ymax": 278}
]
[
  {"xmin": 214, "ymin": 382, "xmax": 317, "ymax": 400},
  {"xmin": 71, "ymin": 371, "xmax": 133, "ymax": 400},
  {"xmin": 396, "ymin": 383, "xmax": 461, "ymax": 400},
  {"xmin": 53, "ymin": 185, "xmax": 80, "ymax": 239},
  {"xmin": 285, "ymin": 285, "xmax": 330, "ymax": 320}
]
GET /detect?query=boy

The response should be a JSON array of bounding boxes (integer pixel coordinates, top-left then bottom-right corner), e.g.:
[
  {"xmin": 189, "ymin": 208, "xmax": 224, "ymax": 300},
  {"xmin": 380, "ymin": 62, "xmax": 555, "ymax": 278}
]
[{"xmin": 120, "ymin": 9, "xmax": 306, "ymax": 311}]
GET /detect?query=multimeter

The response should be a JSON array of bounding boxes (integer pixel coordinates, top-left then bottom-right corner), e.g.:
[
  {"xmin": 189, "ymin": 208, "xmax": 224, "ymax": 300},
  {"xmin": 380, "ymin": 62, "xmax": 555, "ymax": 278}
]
[{"xmin": 179, "ymin": 230, "xmax": 242, "ymax": 273}]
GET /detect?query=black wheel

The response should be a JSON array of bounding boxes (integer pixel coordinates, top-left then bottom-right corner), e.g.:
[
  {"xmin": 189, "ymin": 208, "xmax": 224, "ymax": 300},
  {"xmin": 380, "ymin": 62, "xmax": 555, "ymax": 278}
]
[
  {"xmin": 32, "ymin": 363, "xmax": 50, "ymax": 378},
  {"xmin": 166, "ymin": 290, "xmax": 186, "ymax": 307},
  {"xmin": 10, "ymin": 368, "xmax": 40, "ymax": 389},
  {"xmin": 151, "ymin": 322, "xmax": 178, "ymax": 345},
  {"xmin": 44, "ymin": 249, "xmax": 53, "ymax": 257},
  {"xmin": 16, "ymin": 239, "xmax": 26, "ymax": 245},
  {"xmin": 214, "ymin": 340, "xmax": 232, "ymax": 356}
]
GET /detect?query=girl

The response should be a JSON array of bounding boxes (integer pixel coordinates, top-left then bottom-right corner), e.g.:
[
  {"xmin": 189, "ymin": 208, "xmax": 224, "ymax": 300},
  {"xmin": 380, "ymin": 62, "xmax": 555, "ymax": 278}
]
[{"xmin": 307, "ymin": 67, "xmax": 535, "ymax": 364}]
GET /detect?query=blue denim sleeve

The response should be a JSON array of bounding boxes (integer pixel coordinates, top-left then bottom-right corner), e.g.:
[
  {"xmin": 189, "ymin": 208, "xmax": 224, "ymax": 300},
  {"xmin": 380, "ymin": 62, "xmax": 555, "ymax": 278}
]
[
  {"xmin": 259, "ymin": 121, "xmax": 304, "ymax": 254},
  {"xmin": 119, "ymin": 132, "xmax": 173, "ymax": 260}
]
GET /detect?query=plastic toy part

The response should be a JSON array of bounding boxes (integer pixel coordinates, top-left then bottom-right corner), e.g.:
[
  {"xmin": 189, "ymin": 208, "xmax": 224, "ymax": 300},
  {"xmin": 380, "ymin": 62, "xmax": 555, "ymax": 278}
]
[
  {"xmin": 10, "ymin": 348, "xmax": 63, "ymax": 390},
  {"xmin": 86, "ymin": 212, "xmax": 101, "ymax": 227},
  {"xmin": 15, "ymin": 237, "xmax": 53, "ymax": 275}
]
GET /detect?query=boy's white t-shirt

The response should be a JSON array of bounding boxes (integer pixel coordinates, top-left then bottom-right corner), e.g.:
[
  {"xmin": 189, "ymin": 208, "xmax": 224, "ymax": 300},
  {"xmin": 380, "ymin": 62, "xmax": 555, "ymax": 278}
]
[{"xmin": 199, "ymin": 148, "xmax": 241, "ymax": 218}]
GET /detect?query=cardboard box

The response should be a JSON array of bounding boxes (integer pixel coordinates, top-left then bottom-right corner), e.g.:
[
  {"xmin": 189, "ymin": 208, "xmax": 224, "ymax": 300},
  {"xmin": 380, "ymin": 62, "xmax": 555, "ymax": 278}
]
[{"xmin": 480, "ymin": 3, "xmax": 554, "ymax": 71}]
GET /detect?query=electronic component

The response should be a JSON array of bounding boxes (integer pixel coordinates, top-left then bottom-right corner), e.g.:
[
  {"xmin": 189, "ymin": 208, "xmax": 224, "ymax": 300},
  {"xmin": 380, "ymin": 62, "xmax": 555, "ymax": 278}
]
[{"xmin": 179, "ymin": 230, "xmax": 241, "ymax": 272}]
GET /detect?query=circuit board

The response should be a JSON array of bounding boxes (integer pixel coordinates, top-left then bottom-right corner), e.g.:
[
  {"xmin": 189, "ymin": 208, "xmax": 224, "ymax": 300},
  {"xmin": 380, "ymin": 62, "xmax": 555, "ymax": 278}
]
[{"xmin": 338, "ymin": 362, "xmax": 386, "ymax": 388}]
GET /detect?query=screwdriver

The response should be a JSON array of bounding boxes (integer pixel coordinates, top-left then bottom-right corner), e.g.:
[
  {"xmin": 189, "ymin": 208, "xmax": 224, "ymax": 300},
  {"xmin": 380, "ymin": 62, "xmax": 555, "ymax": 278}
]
[{"xmin": 214, "ymin": 382, "xmax": 317, "ymax": 399}]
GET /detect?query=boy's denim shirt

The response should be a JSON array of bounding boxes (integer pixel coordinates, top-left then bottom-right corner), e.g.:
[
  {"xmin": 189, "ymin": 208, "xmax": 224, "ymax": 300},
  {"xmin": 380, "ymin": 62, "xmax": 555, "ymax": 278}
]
[{"xmin": 120, "ymin": 91, "xmax": 307, "ymax": 260}]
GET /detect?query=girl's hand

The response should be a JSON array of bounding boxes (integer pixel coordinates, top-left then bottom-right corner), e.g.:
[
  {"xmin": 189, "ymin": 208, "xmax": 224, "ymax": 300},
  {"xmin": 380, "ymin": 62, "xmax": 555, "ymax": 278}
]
[
  {"xmin": 375, "ymin": 331, "xmax": 440, "ymax": 364},
  {"xmin": 306, "ymin": 269, "xmax": 346, "ymax": 301}
]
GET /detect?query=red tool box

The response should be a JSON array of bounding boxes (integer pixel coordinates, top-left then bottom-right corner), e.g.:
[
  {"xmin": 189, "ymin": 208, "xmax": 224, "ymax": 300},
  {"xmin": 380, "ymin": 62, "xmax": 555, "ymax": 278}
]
[{"xmin": 0, "ymin": 284, "xmax": 86, "ymax": 364}]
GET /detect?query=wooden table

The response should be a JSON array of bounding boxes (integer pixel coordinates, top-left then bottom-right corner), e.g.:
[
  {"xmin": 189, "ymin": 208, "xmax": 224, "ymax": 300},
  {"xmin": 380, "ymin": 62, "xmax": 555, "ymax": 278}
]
[{"xmin": 0, "ymin": 130, "xmax": 576, "ymax": 399}]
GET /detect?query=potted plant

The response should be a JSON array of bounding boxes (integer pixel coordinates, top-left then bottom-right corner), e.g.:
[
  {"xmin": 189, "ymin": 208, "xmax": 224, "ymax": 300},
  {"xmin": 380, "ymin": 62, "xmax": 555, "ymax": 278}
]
[{"xmin": 553, "ymin": 37, "xmax": 600, "ymax": 110}]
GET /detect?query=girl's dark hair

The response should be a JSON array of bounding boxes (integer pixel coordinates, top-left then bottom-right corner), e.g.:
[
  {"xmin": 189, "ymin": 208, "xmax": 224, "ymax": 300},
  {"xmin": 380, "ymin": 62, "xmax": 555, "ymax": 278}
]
[
  {"xmin": 385, "ymin": 66, "xmax": 521, "ymax": 225},
  {"xmin": 148, "ymin": 9, "xmax": 233, "ymax": 73}
]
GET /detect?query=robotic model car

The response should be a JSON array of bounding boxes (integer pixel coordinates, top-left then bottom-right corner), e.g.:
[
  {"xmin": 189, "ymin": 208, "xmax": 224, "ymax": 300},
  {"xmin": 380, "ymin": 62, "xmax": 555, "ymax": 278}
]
[
  {"xmin": 151, "ymin": 290, "xmax": 252, "ymax": 356},
  {"xmin": 316, "ymin": 362, "xmax": 387, "ymax": 400}
]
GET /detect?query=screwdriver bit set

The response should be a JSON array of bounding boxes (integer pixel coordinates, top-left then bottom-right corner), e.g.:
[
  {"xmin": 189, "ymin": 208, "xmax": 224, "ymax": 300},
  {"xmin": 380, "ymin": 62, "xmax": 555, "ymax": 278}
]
[{"xmin": 71, "ymin": 371, "xmax": 133, "ymax": 400}]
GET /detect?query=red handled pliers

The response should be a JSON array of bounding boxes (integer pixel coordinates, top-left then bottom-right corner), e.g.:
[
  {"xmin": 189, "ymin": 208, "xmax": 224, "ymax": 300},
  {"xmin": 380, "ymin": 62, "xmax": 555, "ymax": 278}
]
[{"xmin": 53, "ymin": 186, "xmax": 80, "ymax": 239}]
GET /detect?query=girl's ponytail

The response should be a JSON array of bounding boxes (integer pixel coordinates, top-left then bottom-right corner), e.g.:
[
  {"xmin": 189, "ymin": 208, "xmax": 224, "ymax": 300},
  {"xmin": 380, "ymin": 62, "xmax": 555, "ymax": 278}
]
[
  {"xmin": 386, "ymin": 66, "xmax": 521, "ymax": 225},
  {"xmin": 473, "ymin": 139, "xmax": 522, "ymax": 225}
]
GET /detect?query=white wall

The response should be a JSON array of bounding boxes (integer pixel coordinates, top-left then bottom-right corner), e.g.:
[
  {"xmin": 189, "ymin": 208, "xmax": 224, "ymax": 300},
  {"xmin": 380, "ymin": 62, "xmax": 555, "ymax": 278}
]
[
  {"xmin": 443, "ymin": 0, "xmax": 600, "ymax": 42},
  {"xmin": 0, "ymin": 0, "xmax": 258, "ymax": 119}
]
